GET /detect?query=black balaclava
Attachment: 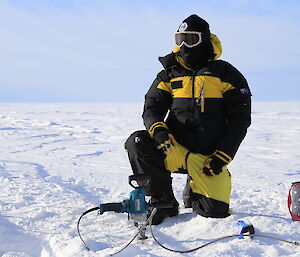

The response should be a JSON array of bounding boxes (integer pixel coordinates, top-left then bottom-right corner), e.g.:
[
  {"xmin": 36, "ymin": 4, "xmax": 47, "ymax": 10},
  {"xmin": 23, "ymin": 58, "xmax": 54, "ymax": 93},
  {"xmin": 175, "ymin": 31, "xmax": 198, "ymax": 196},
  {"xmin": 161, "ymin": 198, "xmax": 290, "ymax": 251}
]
[{"xmin": 177, "ymin": 14, "xmax": 214, "ymax": 69}]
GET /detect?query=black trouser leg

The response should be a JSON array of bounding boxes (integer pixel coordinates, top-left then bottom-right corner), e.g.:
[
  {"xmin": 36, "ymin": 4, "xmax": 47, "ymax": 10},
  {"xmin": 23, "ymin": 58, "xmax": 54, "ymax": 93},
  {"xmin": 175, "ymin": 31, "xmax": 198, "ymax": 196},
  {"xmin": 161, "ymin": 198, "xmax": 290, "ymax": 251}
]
[{"xmin": 125, "ymin": 130, "xmax": 173, "ymax": 196}]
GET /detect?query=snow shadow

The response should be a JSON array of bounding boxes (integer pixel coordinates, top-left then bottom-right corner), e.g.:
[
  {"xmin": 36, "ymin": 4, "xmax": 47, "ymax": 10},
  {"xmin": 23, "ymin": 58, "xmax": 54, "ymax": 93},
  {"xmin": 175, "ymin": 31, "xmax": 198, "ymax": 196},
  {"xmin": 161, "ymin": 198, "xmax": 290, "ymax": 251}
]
[
  {"xmin": 0, "ymin": 160, "xmax": 49, "ymax": 179},
  {"xmin": 234, "ymin": 211, "xmax": 291, "ymax": 222},
  {"xmin": 0, "ymin": 214, "xmax": 43, "ymax": 257},
  {"xmin": 84, "ymin": 238, "xmax": 111, "ymax": 251}
]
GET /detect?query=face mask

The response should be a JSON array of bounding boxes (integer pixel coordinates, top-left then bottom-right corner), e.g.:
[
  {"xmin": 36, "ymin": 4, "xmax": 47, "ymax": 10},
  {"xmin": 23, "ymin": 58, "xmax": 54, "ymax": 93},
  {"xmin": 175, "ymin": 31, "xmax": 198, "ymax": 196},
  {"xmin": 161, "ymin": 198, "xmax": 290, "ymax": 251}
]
[{"xmin": 180, "ymin": 40, "xmax": 210, "ymax": 69}]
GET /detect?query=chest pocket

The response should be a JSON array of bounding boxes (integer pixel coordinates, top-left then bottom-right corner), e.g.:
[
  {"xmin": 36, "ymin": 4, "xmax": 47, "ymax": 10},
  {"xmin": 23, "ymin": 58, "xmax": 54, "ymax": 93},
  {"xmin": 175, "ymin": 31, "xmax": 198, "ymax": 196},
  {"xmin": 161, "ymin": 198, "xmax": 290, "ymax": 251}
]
[
  {"xmin": 170, "ymin": 77, "xmax": 193, "ymax": 98},
  {"xmin": 171, "ymin": 80, "xmax": 183, "ymax": 89}
]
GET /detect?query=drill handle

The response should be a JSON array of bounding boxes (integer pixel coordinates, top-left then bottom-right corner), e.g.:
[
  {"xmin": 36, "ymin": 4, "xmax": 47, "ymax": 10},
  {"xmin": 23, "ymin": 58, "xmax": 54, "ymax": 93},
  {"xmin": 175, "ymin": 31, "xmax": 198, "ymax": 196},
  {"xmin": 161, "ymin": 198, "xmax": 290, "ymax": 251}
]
[{"xmin": 99, "ymin": 202, "xmax": 125, "ymax": 214}]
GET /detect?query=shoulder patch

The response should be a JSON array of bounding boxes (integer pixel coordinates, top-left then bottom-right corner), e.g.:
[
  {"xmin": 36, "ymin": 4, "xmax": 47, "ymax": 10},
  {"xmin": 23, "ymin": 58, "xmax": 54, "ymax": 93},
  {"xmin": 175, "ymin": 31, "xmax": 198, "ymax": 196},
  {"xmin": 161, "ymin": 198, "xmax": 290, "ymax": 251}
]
[{"xmin": 240, "ymin": 88, "xmax": 251, "ymax": 95}]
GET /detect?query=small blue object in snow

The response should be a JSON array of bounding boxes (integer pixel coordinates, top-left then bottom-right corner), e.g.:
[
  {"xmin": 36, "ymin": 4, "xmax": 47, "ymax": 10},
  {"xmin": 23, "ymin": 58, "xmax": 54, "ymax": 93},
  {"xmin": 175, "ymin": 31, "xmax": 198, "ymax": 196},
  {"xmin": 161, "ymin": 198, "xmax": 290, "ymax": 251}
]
[{"xmin": 237, "ymin": 220, "xmax": 255, "ymax": 239}]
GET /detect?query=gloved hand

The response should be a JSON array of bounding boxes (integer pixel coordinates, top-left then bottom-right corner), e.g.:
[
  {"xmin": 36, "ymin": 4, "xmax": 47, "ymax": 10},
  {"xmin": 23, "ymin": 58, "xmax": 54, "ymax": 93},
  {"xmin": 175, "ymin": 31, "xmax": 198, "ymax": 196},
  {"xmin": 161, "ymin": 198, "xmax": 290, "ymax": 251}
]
[
  {"xmin": 153, "ymin": 128, "xmax": 176, "ymax": 155},
  {"xmin": 203, "ymin": 154, "xmax": 227, "ymax": 176}
]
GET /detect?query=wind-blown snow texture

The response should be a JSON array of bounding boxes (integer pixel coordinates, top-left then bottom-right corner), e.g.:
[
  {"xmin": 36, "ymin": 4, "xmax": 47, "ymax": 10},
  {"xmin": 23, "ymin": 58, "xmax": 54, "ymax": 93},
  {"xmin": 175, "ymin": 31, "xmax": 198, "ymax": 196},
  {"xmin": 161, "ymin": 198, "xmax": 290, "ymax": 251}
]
[{"xmin": 0, "ymin": 102, "xmax": 300, "ymax": 257}]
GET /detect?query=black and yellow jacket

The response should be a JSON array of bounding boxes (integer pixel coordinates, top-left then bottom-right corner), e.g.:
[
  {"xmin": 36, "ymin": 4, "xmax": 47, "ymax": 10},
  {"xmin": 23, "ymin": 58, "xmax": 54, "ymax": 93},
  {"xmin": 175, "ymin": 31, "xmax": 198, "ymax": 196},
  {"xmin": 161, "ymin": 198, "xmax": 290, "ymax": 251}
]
[{"xmin": 142, "ymin": 34, "xmax": 251, "ymax": 161}]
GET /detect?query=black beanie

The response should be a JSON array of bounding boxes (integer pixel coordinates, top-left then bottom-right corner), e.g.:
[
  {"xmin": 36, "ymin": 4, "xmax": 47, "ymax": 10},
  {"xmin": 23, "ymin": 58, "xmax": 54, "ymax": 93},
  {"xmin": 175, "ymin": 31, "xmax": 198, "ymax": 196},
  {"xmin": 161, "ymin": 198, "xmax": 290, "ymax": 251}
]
[{"xmin": 177, "ymin": 14, "xmax": 210, "ymax": 42}]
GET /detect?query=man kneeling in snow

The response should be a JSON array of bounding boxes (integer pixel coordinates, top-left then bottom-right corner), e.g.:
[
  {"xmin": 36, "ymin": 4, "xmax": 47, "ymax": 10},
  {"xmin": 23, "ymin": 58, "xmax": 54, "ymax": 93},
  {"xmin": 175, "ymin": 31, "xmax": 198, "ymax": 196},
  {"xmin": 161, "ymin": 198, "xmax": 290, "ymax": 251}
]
[{"xmin": 125, "ymin": 14, "xmax": 251, "ymax": 225}]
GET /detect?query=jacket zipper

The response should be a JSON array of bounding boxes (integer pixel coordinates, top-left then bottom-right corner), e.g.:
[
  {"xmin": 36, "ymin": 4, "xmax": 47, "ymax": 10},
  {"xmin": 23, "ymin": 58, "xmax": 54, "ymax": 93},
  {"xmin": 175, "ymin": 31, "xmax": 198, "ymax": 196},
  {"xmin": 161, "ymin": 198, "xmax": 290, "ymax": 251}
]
[
  {"xmin": 191, "ymin": 71, "xmax": 205, "ymax": 123},
  {"xmin": 191, "ymin": 71, "xmax": 196, "ymax": 114},
  {"xmin": 199, "ymin": 83, "xmax": 205, "ymax": 113},
  {"xmin": 195, "ymin": 80, "xmax": 205, "ymax": 113}
]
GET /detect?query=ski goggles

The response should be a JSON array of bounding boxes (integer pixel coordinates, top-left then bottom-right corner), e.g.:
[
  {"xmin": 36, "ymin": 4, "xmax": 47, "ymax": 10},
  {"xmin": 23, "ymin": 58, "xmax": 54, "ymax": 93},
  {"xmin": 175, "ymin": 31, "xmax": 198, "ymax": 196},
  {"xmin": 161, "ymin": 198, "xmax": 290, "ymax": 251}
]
[{"xmin": 175, "ymin": 31, "xmax": 202, "ymax": 48}]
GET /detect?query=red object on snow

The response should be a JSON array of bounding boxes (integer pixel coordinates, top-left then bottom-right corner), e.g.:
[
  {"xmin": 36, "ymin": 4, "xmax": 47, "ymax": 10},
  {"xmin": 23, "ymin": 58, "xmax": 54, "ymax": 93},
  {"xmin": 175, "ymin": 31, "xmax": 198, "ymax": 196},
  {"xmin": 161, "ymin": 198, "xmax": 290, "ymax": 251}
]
[{"xmin": 288, "ymin": 182, "xmax": 300, "ymax": 221}]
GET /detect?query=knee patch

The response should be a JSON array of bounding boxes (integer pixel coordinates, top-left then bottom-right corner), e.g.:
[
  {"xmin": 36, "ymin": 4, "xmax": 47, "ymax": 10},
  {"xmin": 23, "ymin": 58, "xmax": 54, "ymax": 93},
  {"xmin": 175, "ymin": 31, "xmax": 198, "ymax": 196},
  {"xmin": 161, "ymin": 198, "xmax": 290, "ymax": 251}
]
[{"xmin": 125, "ymin": 130, "xmax": 150, "ymax": 151}]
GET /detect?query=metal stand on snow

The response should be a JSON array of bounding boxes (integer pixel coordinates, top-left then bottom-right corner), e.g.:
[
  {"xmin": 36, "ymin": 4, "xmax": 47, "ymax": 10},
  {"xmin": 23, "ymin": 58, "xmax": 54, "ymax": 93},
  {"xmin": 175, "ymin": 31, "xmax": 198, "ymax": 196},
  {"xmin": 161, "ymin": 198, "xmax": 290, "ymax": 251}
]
[{"xmin": 77, "ymin": 174, "xmax": 172, "ymax": 253}]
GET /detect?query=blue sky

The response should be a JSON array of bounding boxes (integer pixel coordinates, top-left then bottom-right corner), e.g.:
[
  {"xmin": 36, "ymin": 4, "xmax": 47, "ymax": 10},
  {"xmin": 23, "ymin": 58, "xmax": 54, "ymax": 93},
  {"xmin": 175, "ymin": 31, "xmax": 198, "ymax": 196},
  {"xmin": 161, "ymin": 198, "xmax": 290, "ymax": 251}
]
[{"xmin": 0, "ymin": 0, "xmax": 300, "ymax": 102}]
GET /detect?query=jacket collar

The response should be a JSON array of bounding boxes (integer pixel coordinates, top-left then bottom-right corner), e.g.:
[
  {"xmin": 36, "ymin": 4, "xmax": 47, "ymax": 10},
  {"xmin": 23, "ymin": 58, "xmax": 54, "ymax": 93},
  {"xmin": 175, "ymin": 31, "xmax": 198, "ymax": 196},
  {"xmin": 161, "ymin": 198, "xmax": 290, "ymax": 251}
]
[{"xmin": 158, "ymin": 53, "xmax": 178, "ymax": 70}]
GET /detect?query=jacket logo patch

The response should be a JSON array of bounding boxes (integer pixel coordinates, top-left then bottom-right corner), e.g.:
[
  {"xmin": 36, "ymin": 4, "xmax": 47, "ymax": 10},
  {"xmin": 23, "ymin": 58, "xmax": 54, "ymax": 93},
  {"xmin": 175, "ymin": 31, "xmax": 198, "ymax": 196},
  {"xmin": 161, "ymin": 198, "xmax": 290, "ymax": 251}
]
[{"xmin": 171, "ymin": 80, "xmax": 183, "ymax": 89}]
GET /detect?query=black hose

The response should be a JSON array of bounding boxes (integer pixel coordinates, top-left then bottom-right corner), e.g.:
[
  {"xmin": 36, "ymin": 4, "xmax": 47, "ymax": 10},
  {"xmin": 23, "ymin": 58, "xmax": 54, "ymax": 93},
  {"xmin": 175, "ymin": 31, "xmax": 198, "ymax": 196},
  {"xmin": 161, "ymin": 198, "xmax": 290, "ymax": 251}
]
[
  {"xmin": 78, "ymin": 206, "xmax": 300, "ymax": 255},
  {"xmin": 77, "ymin": 207, "xmax": 100, "ymax": 251},
  {"xmin": 148, "ymin": 214, "xmax": 300, "ymax": 254}
]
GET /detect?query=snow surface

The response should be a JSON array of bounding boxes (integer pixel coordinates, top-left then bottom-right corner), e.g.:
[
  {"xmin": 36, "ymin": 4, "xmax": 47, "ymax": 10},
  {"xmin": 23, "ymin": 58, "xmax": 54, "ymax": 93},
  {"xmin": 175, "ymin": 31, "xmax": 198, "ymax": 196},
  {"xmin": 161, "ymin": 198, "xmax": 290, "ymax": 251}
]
[{"xmin": 0, "ymin": 102, "xmax": 300, "ymax": 257}]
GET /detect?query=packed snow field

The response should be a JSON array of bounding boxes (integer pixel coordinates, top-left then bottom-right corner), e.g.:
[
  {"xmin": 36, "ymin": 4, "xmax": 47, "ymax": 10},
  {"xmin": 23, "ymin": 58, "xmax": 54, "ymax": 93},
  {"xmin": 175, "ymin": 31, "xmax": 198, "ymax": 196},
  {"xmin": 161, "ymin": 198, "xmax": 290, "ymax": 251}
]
[{"xmin": 0, "ymin": 102, "xmax": 300, "ymax": 257}]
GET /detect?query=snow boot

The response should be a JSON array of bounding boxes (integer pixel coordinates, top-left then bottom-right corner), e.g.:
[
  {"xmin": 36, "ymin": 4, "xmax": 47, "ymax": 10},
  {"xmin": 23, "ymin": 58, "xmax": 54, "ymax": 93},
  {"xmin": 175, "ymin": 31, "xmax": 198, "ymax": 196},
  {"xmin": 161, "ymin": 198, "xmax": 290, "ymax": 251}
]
[
  {"xmin": 148, "ymin": 192, "xmax": 179, "ymax": 225},
  {"xmin": 183, "ymin": 175, "xmax": 192, "ymax": 208}
]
